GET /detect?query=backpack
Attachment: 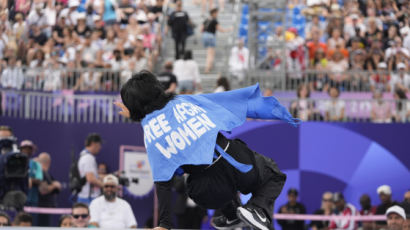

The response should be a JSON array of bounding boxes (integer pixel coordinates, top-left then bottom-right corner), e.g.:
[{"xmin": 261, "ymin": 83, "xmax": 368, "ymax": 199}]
[{"xmin": 69, "ymin": 151, "xmax": 86, "ymax": 195}]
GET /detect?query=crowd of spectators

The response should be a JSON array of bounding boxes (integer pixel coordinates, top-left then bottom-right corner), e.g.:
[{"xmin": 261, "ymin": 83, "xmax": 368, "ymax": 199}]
[
  {"xmin": 277, "ymin": 185, "xmax": 410, "ymax": 230},
  {"xmin": 252, "ymin": 0, "xmax": 410, "ymax": 93},
  {"xmin": 288, "ymin": 83, "xmax": 410, "ymax": 122},
  {"xmin": 0, "ymin": 0, "xmax": 165, "ymax": 92}
]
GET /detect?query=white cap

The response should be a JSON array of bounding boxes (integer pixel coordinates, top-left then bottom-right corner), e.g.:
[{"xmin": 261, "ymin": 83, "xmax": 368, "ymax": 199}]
[
  {"xmin": 386, "ymin": 205, "xmax": 406, "ymax": 220},
  {"xmin": 77, "ymin": 13, "xmax": 86, "ymax": 20},
  {"xmin": 398, "ymin": 63, "xmax": 406, "ymax": 69},
  {"xmin": 103, "ymin": 174, "xmax": 119, "ymax": 186},
  {"xmin": 93, "ymin": 14, "xmax": 101, "ymax": 21},
  {"xmin": 378, "ymin": 62, "xmax": 387, "ymax": 69},
  {"xmin": 136, "ymin": 12, "xmax": 147, "ymax": 22},
  {"xmin": 377, "ymin": 185, "xmax": 392, "ymax": 195},
  {"xmin": 68, "ymin": 0, "xmax": 80, "ymax": 8}
]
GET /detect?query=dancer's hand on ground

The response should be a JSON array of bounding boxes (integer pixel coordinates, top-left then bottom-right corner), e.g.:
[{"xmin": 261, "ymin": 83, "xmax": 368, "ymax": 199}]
[
  {"xmin": 153, "ymin": 227, "xmax": 168, "ymax": 230},
  {"xmin": 114, "ymin": 102, "xmax": 130, "ymax": 118}
]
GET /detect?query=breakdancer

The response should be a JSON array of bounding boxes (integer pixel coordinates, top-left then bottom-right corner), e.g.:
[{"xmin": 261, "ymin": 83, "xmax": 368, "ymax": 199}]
[{"xmin": 114, "ymin": 71, "xmax": 299, "ymax": 230}]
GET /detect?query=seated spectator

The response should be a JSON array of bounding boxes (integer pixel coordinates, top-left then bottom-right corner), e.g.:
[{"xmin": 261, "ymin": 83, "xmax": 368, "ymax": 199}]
[
  {"xmin": 325, "ymin": 86, "xmax": 345, "ymax": 121},
  {"xmin": 277, "ymin": 188, "xmax": 306, "ymax": 230},
  {"xmin": 328, "ymin": 28, "xmax": 345, "ymax": 49},
  {"xmin": 258, "ymin": 47, "xmax": 281, "ymax": 70},
  {"xmin": 59, "ymin": 214, "xmax": 73, "ymax": 227},
  {"xmin": 97, "ymin": 163, "xmax": 108, "ymax": 180},
  {"xmin": 327, "ymin": 50, "xmax": 349, "ymax": 88},
  {"xmin": 344, "ymin": 13, "xmax": 366, "ymax": 40},
  {"xmin": 307, "ymin": 27, "xmax": 327, "ymax": 63},
  {"xmin": 349, "ymin": 50, "xmax": 368, "ymax": 91},
  {"xmin": 157, "ymin": 61, "xmax": 178, "ymax": 94},
  {"xmin": 364, "ymin": 49, "xmax": 384, "ymax": 71},
  {"xmin": 370, "ymin": 62, "xmax": 391, "ymax": 92},
  {"xmin": 385, "ymin": 36, "xmax": 409, "ymax": 64},
  {"xmin": 0, "ymin": 56, "xmax": 24, "ymax": 90},
  {"xmin": 229, "ymin": 39, "xmax": 249, "ymax": 83},
  {"xmin": 392, "ymin": 89, "xmax": 410, "ymax": 123},
  {"xmin": 72, "ymin": 203, "xmax": 92, "ymax": 228},
  {"xmin": 0, "ymin": 211, "xmax": 11, "ymax": 226},
  {"xmin": 391, "ymin": 63, "xmax": 410, "ymax": 93},
  {"xmin": 329, "ymin": 192, "xmax": 357, "ymax": 230},
  {"xmin": 305, "ymin": 15, "xmax": 327, "ymax": 41},
  {"xmin": 402, "ymin": 190, "xmax": 410, "ymax": 215},
  {"xmin": 214, "ymin": 76, "xmax": 230, "ymax": 93},
  {"xmin": 13, "ymin": 212, "xmax": 32, "ymax": 226},
  {"xmin": 310, "ymin": 192, "xmax": 333, "ymax": 230},
  {"xmin": 376, "ymin": 185, "xmax": 400, "ymax": 228},
  {"xmin": 38, "ymin": 152, "xmax": 62, "ymax": 226},
  {"xmin": 386, "ymin": 205, "xmax": 406, "ymax": 230},
  {"xmin": 89, "ymin": 174, "xmax": 137, "ymax": 228},
  {"xmin": 359, "ymin": 194, "xmax": 377, "ymax": 230},
  {"xmin": 286, "ymin": 27, "xmax": 305, "ymax": 80},
  {"xmin": 310, "ymin": 48, "xmax": 329, "ymax": 92},
  {"xmin": 290, "ymin": 84, "xmax": 317, "ymax": 121},
  {"xmin": 371, "ymin": 90, "xmax": 392, "ymax": 123}
]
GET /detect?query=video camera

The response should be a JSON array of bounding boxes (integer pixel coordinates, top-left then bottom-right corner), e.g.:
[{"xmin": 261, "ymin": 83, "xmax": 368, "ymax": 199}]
[
  {"xmin": 116, "ymin": 171, "xmax": 139, "ymax": 187},
  {"xmin": 0, "ymin": 149, "xmax": 29, "ymax": 211},
  {"xmin": 0, "ymin": 136, "xmax": 18, "ymax": 154}
]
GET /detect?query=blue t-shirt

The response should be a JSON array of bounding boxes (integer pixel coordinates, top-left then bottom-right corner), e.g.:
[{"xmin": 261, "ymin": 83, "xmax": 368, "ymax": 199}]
[
  {"xmin": 27, "ymin": 160, "xmax": 43, "ymax": 206},
  {"xmin": 141, "ymin": 84, "xmax": 299, "ymax": 182}
]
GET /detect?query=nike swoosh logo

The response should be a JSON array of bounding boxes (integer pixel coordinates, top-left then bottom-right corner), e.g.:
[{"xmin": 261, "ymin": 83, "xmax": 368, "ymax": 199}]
[
  {"xmin": 226, "ymin": 219, "xmax": 237, "ymax": 224},
  {"xmin": 256, "ymin": 211, "xmax": 267, "ymax": 223}
]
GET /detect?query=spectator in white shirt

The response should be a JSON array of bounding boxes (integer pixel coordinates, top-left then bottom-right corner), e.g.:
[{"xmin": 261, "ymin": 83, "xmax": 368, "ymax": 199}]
[
  {"xmin": 325, "ymin": 86, "xmax": 345, "ymax": 121},
  {"xmin": 391, "ymin": 63, "xmax": 410, "ymax": 93},
  {"xmin": 0, "ymin": 56, "xmax": 24, "ymax": 90},
  {"xmin": 77, "ymin": 133, "xmax": 104, "ymax": 205},
  {"xmin": 26, "ymin": 3, "xmax": 49, "ymax": 30},
  {"xmin": 229, "ymin": 39, "xmax": 249, "ymax": 83},
  {"xmin": 173, "ymin": 50, "xmax": 202, "ymax": 94},
  {"xmin": 59, "ymin": 0, "xmax": 81, "ymax": 27},
  {"xmin": 89, "ymin": 174, "xmax": 137, "ymax": 228}
]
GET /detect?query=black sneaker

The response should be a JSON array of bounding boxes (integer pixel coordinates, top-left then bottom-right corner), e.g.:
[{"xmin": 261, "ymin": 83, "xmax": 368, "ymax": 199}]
[
  {"xmin": 237, "ymin": 206, "xmax": 272, "ymax": 230},
  {"xmin": 211, "ymin": 215, "xmax": 245, "ymax": 230}
]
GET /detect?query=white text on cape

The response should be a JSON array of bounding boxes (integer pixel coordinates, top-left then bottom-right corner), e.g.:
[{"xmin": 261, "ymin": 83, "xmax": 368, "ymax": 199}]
[{"xmin": 143, "ymin": 102, "xmax": 216, "ymax": 158}]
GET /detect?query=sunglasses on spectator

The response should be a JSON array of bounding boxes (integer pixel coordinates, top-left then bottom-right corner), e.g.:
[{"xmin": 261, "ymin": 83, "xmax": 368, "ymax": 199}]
[
  {"xmin": 72, "ymin": 214, "xmax": 89, "ymax": 219},
  {"xmin": 322, "ymin": 198, "xmax": 332, "ymax": 202},
  {"xmin": 0, "ymin": 222, "xmax": 9, "ymax": 226},
  {"xmin": 104, "ymin": 185, "xmax": 116, "ymax": 189}
]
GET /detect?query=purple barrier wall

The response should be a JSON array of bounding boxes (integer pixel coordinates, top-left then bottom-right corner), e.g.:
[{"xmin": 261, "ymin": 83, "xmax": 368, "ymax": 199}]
[{"xmin": 1, "ymin": 117, "xmax": 409, "ymax": 228}]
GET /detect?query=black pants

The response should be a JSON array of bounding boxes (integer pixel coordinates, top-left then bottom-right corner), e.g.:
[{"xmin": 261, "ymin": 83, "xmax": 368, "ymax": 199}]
[
  {"xmin": 186, "ymin": 138, "xmax": 286, "ymax": 223},
  {"xmin": 174, "ymin": 34, "xmax": 186, "ymax": 60}
]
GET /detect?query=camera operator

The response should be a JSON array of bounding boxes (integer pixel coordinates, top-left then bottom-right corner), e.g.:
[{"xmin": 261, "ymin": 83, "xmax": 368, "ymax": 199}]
[
  {"xmin": 38, "ymin": 152, "xmax": 62, "ymax": 226},
  {"xmin": 19, "ymin": 140, "xmax": 43, "ymax": 207},
  {"xmin": 0, "ymin": 126, "xmax": 18, "ymax": 154},
  {"xmin": 77, "ymin": 133, "xmax": 104, "ymax": 204},
  {"xmin": 0, "ymin": 126, "xmax": 29, "ymax": 211}
]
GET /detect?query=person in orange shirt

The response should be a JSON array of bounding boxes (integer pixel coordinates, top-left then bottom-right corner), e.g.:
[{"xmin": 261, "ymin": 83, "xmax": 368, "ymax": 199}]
[{"xmin": 306, "ymin": 28, "xmax": 327, "ymax": 62}]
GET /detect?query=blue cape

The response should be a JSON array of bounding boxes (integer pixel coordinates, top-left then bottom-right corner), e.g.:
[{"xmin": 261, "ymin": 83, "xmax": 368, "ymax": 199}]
[{"xmin": 141, "ymin": 84, "xmax": 299, "ymax": 182}]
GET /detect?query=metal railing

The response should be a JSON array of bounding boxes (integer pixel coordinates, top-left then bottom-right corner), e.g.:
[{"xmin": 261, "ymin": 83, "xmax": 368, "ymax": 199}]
[
  {"xmin": 246, "ymin": 69, "xmax": 410, "ymax": 92},
  {"xmin": 0, "ymin": 89, "xmax": 127, "ymax": 123},
  {"xmin": 0, "ymin": 67, "xmax": 141, "ymax": 93},
  {"xmin": 2, "ymin": 67, "xmax": 409, "ymax": 93},
  {"xmin": 1, "ymin": 89, "xmax": 409, "ymax": 123},
  {"xmin": 276, "ymin": 97, "xmax": 409, "ymax": 123}
]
